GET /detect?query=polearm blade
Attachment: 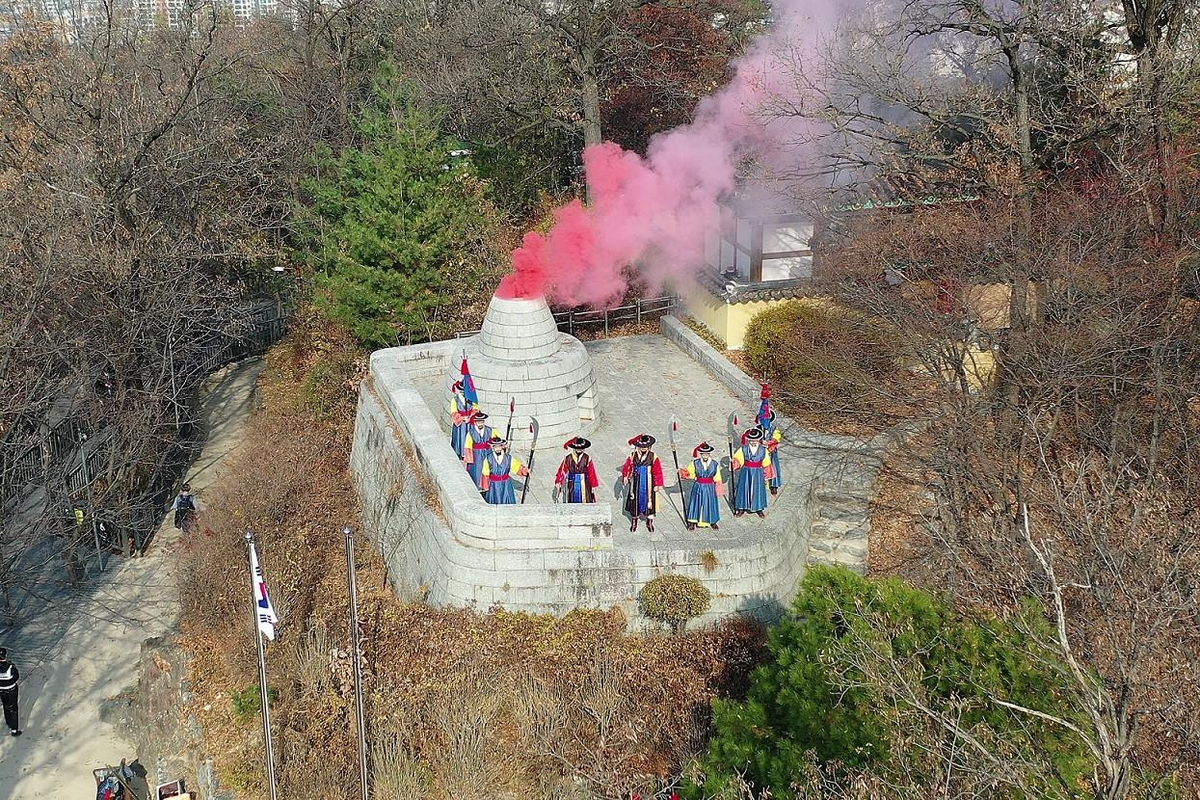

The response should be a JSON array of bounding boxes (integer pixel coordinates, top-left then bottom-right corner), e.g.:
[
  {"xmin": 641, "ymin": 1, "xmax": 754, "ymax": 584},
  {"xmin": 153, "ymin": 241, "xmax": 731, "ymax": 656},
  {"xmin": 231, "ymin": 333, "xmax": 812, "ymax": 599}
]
[
  {"xmin": 726, "ymin": 411, "xmax": 739, "ymax": 466},
  {"xmin": 667, "ymin": 415, "xmax": 683, "ymax": 475},
  {"xmin": 520, "ymin": 417, "xmax": 540, "ymax": 504},
  {"xmin": 505, "ymin": 397, "xmax": 515, "ymax": 442}
]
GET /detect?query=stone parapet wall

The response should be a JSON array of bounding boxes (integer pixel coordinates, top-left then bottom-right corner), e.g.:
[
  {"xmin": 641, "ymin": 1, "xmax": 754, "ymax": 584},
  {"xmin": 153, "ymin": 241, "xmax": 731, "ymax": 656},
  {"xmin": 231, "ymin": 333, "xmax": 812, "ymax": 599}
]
[
  {"xmin": 661, "ymin": 314, "xmax": 880, "ymax": 575},
  {"xmin": 353, "ymin": 369, "xmax": 815, "ymax": 622},
  {"xmin": 351, "ymin": 319, "xmax": 882, "ymax": 625}
]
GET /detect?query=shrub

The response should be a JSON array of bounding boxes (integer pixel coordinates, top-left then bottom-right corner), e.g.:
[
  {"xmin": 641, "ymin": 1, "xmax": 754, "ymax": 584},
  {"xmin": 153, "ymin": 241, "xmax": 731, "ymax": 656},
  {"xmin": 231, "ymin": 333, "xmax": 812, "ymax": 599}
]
[
  {"xmin": 640, "ymin": 574, "xmax": 712, "ymax": 634},
  {"xmin": 742, "ymin": 300, "xmax": 898, "ymax": 415},
  {"xmin": 694, "ymin": 565, "xmax": 1094, "ymax": 800},
  {"xmin": 230, "ymin": 684, "xmax": 277, "ymax": 723}
]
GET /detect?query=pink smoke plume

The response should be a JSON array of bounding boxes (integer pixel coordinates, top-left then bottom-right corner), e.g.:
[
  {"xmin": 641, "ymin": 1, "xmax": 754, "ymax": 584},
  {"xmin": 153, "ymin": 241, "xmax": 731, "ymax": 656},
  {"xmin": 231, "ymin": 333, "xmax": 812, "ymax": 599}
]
[{"xmin": 496, "ymin": 1, "xmax": 844, "ymax": 306}]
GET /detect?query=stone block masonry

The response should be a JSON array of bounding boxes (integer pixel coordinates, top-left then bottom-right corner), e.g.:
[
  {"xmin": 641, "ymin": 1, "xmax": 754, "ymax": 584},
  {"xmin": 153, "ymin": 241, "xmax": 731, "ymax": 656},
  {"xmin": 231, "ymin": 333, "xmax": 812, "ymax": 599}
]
[{"xmin": 351, "ymin": 306, "xmax": 881, "ymax": 627}]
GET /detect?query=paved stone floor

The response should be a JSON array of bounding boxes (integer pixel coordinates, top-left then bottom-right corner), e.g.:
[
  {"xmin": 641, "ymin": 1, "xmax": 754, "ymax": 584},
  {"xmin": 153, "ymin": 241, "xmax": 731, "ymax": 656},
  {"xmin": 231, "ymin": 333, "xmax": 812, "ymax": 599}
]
[{"xmin": 414, "ymin": 335, "xmax": 814, "ymax": 548}]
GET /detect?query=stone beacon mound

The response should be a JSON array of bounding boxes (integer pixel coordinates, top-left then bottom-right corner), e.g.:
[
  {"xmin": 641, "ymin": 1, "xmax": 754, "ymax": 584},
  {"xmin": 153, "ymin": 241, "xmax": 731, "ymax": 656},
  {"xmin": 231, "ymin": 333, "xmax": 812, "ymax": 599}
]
[
  {"xmin": 350, "ymin": 292, "xmax": 881, "ymax": 626},
  {"xmin": 453, "ymin": 295, "xmax": 599, "ymax": 449}
]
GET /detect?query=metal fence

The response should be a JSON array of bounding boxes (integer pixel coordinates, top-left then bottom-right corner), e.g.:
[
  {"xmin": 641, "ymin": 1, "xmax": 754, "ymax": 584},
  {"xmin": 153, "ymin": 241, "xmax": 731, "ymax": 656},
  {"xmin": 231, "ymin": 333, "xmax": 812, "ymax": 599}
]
[
  {"xmin": 456, "ymin": 294, "xmax": 680, "ymax": 339},
  {"xmin": 2, "ymin": 299, "xmax": 289, "ymax": 556}
]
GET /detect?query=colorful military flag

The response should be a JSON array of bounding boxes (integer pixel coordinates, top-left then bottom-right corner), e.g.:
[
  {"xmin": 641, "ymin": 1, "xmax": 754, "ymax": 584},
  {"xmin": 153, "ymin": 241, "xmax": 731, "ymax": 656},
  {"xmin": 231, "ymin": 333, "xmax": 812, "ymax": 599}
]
[
  {"xmin": 460, "ymin": 357, "xmax": 479, "ymax": 405},
  {"xmin": 756, "ymin": 384, "xmax": 772, "ymax": 428}
]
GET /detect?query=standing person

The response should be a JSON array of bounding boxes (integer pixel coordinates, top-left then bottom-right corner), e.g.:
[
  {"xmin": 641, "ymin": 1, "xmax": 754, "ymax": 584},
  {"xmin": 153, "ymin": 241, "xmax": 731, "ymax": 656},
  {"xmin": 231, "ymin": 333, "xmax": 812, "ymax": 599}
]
[
  {"xmin": 481, "ymin": 435, "xmax": 529, "ymax": 505},
  {"xmin": 731, "ymin": 428, "xmax": 773, "ymax": 518},
  {"xmin": 621, "ymin": 434, "xmax": 664, "ymax": 532},
  {"xmin": 678, "ymin": 442, "xmax": 723, "ymax": 531},
  {"xmin": 462, "ymin": 412, "xmax": 494, "ymax": 491},
  {"xmin": 448, "ymin": 380, "xmax": 475, "ymax": 459},
  {"xmin": 759, "ymin": 409, "xmax": 784, "ymax": 496},
  {"xmin": 554, "ymin": 437, "xmax": 600, "ymax": 503},
  {"xmin": 172, "ymin": 483, "xmax": 197, "ymax": 531},
  {"xmin": 0, "ymin": 647, "xmax": 20, "ymax": 736}
]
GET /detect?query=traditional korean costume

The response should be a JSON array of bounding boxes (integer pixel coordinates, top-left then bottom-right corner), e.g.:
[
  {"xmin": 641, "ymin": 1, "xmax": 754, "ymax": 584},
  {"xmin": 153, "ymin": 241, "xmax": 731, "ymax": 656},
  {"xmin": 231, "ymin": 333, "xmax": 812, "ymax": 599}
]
[
  {"xmin": 463, "ymin": 414, "xmax": 494, "ymax": 490},
  {"xmin": 679, "ymin": 442, "xmax": 723, "ymax": 530},
  {"xmin": 555, "ymin": 437, "xmax": 599, "ymax": 503},
  {"xmin": 448, "ymin": 383, "xmax": 475, "ymax": 459},
  {"xmin": 732, "ymin": 429, "xmax": 774, "ymax": 516},
  {"xmin": 481, "ymin": 438, "xmax": 528, "ymax": 505},
  {"xmin": 760, "ymin": 413, "xmax": 783, "ymax": 494},
  {"xmin": 621, "ymin": 434, "xmax": 664, "ymax": 531}
]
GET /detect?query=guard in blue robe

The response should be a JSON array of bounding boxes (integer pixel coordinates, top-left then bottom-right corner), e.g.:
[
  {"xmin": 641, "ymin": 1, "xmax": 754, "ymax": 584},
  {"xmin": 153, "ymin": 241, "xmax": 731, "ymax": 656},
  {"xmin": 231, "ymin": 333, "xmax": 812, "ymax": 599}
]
[
  {"xmin": 462, "ymin": 412, "xmax": 494, "ymax": 491},
  {"xmin": 760, "ymin": 409, "xmax": 783, "ymax": 495},
  {"xmin": 732, "ymin": 428, "xmax": 773, "ymax": 517},
  {"xmin": 448, "ymin": 380, "xmax": 475, "ymax": 458},
  {"xmin": 679, "ymin": 441, "xmax": 724, "ymax": 531},
  {"xmin": 481, "ymin": 436, "xmax": 528, "ymax": 505}
]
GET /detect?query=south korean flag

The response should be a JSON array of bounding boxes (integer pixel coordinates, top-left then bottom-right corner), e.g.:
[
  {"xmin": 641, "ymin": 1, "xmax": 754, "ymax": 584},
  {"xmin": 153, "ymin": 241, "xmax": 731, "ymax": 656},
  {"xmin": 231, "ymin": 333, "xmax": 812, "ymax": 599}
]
[{"xmin": 249, "ymin": 541, "xmax": 280, "ymax": 641}]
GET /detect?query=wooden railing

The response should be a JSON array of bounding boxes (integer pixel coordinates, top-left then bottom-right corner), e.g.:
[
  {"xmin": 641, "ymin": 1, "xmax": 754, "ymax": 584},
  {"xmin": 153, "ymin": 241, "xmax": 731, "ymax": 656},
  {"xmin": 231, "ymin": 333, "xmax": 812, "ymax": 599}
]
[{"xmin": 456, "ymin": 294, "xmax": 680, "ymax": 339}]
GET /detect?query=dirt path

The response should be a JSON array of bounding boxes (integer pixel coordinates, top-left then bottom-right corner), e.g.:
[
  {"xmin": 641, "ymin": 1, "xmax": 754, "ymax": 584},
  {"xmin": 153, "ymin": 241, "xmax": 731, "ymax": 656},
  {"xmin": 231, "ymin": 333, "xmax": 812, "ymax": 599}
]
[{"xmin": 0, "ymin": 357, "xmax": 265, "ymax": 799}]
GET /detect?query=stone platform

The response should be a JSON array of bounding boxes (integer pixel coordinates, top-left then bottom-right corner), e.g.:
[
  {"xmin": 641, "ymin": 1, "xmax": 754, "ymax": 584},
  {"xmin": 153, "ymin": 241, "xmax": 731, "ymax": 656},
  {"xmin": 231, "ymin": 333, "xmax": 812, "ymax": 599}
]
[{"xmin": 350, "ymin": 316, "xmax": 880, "ymax": 626}]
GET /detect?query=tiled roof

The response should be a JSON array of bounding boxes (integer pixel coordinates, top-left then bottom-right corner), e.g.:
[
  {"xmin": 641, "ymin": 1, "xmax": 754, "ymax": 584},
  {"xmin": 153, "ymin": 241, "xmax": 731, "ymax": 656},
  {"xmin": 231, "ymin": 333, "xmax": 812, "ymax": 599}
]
[{"xmin": 695, "ymin": 271, "xmax": 816, "ymax": 305}]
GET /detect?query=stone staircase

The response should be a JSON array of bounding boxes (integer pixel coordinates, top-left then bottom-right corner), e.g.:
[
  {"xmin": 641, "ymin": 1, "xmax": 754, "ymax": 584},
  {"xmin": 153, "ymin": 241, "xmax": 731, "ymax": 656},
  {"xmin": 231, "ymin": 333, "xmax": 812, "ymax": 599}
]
[{"xmin": 806, "ymin": 462, "xmax": 876, "ymax": 574}]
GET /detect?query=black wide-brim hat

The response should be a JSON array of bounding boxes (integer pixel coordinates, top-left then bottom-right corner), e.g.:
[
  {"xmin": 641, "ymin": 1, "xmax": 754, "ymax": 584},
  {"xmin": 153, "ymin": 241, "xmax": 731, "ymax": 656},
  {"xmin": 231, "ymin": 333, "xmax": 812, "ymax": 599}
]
[
  {"xmin": 744, "ymin": 428, "xmax": 764, "ymax": 441},
  {"xmin": 694, "ymin": 441, "xmax": 715, "ymax": 456},
  {"xmin": 628, "ymin": 433, "xmax": 656, "ymax": 448},
  {"xmin": 472, "ymin": 411, "xmax": 489, "ymax": 421},
  {"xmin": 489, "ymin": 435, "xmax": 508, "ymax": 447},
  {"xmin": 564, "ymin": 436, "xmax": 592, "ymax": 450}
]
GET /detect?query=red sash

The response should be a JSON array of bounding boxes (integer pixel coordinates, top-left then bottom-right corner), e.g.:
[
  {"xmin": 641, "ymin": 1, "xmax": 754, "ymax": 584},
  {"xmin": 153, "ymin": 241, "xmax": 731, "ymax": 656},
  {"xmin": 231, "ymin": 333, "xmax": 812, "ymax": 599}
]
[
  {"xmin": 743, "ymin": 460, "xmax": 763, "ymax": 468},
  {"xmin": 696, "ymin": 477, "xmax": 715, "ymax": 484},
  {"xmin": 489, "ymin": 474, "xmax": 510, "ymax": 482}
]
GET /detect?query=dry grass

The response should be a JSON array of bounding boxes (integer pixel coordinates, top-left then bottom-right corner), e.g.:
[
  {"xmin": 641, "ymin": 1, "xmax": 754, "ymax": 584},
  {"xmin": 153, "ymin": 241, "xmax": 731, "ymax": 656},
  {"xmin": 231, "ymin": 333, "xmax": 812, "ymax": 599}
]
[{"xmin": 178, "ymin": 326, "xmax": 769, "ymax": 800}]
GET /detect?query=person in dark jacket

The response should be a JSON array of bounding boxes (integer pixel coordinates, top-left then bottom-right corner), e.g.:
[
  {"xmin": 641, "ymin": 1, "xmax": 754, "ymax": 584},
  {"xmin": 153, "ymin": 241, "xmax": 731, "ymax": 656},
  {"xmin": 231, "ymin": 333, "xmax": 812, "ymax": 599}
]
[
  {"xmin": 172, "ymin": 483, "xmax": 197, "ymax": 531},
  {"xmin": 0, "ymin": 647, "xmax": 21, "ymax": 735}
]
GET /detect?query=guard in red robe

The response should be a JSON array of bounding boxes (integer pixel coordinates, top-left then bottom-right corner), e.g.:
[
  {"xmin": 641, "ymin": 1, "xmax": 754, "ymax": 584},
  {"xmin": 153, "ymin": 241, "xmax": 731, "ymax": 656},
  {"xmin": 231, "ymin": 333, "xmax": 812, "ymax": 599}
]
[
  {"xmin": 621, "ymin": 433, "xmax": 664, "ymax": 532},
  {"xmin": 554, "ymin": 437, "xmax": 599, "ymax": 503}
]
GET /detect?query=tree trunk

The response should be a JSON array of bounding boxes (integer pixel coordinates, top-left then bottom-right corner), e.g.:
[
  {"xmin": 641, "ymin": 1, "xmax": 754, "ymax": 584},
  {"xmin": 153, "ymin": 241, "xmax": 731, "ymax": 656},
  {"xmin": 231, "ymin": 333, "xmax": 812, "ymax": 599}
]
[
  {"xmin": 995, "ymin": 45, "xmax": 1035, "ymax": 442},
  {"xmin": 580, "ymin": 48, "xmax": 603, "ymax": 205}
]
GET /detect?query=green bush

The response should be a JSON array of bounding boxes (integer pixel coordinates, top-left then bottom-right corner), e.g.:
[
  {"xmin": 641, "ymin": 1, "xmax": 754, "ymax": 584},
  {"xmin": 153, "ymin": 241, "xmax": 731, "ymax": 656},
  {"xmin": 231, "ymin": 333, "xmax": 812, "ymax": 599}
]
[
  {"xmin": 639, "ymin": 574, "xmax": 712, "ymax": 634},
  {"xmin": 743, "ymin": 301, "xmax": 898, "ymax": 414},
  {"xmin": 694, "ymin": 565, "xmax": 1093, "ymax": 799},
  {"xmin": 230, "ymin": 684, "xmax": 277, "ymax": 723}
]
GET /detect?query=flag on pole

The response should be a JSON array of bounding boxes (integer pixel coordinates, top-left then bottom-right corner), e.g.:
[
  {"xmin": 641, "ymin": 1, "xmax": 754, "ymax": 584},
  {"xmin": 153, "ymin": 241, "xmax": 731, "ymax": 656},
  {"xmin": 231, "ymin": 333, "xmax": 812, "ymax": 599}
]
[
  {"xmin": 756, "ymin": 384, "xmax": 772, "ymax": 428},
  {"xmin": 249, "ymin": 542, "xmax": 280, "ymax": 641},
  {"xmin": 460, "ymin": 357, "xmax": 479, "ymax": 405}
]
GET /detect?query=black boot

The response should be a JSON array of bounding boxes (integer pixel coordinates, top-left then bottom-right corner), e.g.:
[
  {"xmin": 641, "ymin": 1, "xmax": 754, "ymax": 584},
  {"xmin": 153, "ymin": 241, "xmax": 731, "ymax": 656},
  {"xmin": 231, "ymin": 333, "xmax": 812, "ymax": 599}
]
[
  {"xmin": 756, "ymin": 510, "xmax": 766, "ymax": 519},
  {"xmin": 734, "ymin": 510, "xmax": 745, "ymax": 518},
  {"xmin": 712, "ymin": 523, "xmax": 720, "ymax": 530},
  {"xmin": 630, "ymin": 517, "xmax": 639, "ymax": 532},
  {"xmin": 770, "ymin": 486, "xmax": 778, "ymax": 496},
  {"xmin": 686, "ymin": 523, "xmax": 696, "ymax": 531},
  {"xmin": 646, "ymin": 516, "xmax": 655, "ymax": 532}
]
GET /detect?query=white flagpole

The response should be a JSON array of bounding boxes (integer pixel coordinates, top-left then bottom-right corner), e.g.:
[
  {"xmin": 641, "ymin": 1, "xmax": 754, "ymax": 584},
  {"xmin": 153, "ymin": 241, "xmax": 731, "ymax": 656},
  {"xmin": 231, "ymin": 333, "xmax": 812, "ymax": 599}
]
[
  {"xmin": 345, "ymin": 527, "xmax": 370, "ymax": 800},
  {"xmin": 245, "ymin": 531, "xmax": 279, "ymax": 800}
]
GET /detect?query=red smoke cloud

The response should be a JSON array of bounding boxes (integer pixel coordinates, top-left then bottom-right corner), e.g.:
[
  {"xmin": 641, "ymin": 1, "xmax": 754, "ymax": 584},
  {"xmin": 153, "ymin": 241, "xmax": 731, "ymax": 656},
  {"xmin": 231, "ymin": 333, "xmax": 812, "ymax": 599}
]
[{"xmin": 497, "ymin": 1, "xmax": 842, "ymax": 306}]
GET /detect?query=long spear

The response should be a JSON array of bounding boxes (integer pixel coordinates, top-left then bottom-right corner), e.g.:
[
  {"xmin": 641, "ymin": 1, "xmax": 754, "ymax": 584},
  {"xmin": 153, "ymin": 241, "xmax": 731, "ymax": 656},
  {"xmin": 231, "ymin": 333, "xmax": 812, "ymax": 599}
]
[
  {"xmin": 520, "ymin": 417, "xmax": 540, "ymax": 504},
  {"xmin": 726, "ymin": 411, "xmax": 739, "ymax": 466},
  {"xmin": 504, "ymin": 397, "xmax": 515, "ymax": 442},
  {"xmin": 726, "ymin": 411, "xmax": 740, "ymax": 512},
  {"xmin": 664, "ymin": 416, "xmax": 687, "ymax": 525},
  {"xmin": 668, "ymin": 415, "xmax": 683, "ymax": 477}
]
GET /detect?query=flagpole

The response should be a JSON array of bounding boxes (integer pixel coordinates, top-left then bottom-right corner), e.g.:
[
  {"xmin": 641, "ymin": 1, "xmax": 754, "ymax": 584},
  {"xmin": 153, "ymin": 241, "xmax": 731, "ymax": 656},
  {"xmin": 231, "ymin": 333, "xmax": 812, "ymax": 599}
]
[
  {"xmin": 345, "ymin": 526, "xmax": 370, "ymax": 800},
  {"xmin": 245, "ymin": 531, "xmax": 279, "ymax": 800}
]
